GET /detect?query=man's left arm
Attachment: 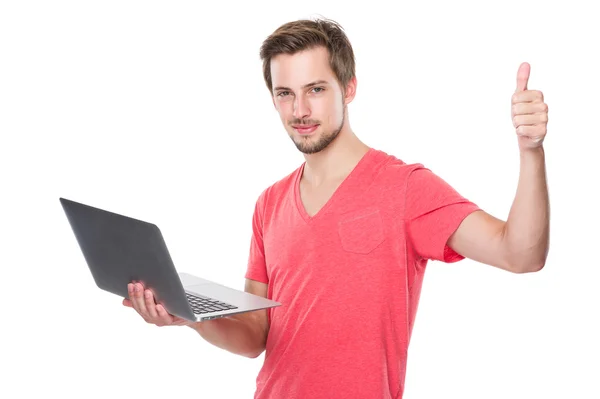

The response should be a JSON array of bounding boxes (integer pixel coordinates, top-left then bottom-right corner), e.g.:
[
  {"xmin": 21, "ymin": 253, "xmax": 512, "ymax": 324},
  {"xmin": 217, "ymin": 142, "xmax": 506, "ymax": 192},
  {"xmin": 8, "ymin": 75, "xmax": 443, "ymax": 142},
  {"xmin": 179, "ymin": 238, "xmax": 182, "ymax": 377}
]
[{"xmin": 448, "ymin": 62, "xmax": 550, "ymax": 274}]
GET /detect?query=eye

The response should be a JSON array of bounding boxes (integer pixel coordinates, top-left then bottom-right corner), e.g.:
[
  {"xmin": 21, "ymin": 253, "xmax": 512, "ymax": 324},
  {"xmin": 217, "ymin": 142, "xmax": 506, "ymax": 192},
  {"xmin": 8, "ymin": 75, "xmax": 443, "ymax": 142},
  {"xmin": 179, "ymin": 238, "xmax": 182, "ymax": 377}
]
[
  {"xmin": 312, "ymin": 87, "xmax": 325, "ymax": 93},
  {"xmin": 277, "ymin": 91, "xmax": 290, "ymax": 97}
]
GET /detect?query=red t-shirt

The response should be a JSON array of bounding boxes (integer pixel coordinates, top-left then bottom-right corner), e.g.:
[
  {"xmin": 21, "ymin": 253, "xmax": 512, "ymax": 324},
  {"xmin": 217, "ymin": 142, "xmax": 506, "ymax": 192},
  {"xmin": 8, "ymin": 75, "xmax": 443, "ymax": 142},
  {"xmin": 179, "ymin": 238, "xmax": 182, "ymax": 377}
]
[{"xmin": 245, "ymin": 147, "xmax": 481, "ymax": 398}]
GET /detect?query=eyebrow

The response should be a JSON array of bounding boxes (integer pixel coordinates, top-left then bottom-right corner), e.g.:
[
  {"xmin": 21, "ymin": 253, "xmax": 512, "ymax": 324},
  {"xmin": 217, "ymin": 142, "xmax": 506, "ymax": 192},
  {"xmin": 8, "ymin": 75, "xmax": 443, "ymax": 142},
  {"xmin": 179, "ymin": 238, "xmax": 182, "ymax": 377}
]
[{"xmin": 273, "ymin": 80, "xmax": 329, "ymax": 92}]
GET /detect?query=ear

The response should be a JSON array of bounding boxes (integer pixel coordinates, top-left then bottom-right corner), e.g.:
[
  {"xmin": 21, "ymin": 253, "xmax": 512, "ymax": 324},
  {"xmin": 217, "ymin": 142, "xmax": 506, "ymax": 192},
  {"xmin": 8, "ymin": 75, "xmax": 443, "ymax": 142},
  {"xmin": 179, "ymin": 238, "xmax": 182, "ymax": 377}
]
[{"xmin": 343, "ymin": 76, "xmax": 357, "ymax": 105}]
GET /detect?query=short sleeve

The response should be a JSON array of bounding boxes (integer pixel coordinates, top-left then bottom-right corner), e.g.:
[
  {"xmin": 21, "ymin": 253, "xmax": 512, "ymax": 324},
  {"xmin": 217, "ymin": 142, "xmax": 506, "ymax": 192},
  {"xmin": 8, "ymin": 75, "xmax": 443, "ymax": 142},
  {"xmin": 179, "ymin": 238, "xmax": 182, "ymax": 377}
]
[
  {"xmin": 405, "ymin": 167, "xmax": 481, "ymax": 263},
  {"xmin": 244, "ymin": 191, "xmax": 269, "ymax": 284}
]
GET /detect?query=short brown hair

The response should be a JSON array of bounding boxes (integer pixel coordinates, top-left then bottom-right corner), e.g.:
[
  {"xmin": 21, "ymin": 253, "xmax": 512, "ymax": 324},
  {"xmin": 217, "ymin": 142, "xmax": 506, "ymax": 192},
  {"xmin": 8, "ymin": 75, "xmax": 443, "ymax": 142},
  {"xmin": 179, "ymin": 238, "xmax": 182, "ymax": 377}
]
[{"xmin": 259, "ymin": 17, "xmax": 356, "ymax": 96}]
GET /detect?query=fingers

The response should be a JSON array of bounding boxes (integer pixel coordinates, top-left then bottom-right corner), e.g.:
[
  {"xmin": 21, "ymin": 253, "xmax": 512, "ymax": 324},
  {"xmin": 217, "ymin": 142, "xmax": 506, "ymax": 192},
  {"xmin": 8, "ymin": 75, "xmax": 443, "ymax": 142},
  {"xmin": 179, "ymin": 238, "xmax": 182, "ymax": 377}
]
[
  {"xmin": 127, "ymin": 282, "xmax": 183, "ymax": 327},
  {"xmin": 170, "ymin": 314, "xmax": 192, "ymax": 326},
  {"xmin": 512, "ymin": 90, "xmax": 543, "ymax": 104},
  {"xmin": 512, "ymin": 113, "xmax": 548, "ymax": 128},
  {"xmin": 133, "ymin": 283, "xmax": 149, "ymax": 316},
  {"xmin": 512, "ymin": 101, "xmax": 547, "ymax": 115},
  {"xmin": 515, "ymin": 62, "xmax": 530, "ymax": 92},
  {"xmin": 127, "ymin": 283, "xmax": 136, "ymax": 309},
  {"xmin": 128, "ymin": 282, "xmax": 148, "ymax": 319},
  {"xmin": 144, "ymin": 289, "xmax": 158, "ymax": 319},
  {"xmin": 128, "ymin": 283, "xmax": 143, "ymax": 315},
  {"xmin": 156, "ymin": 304, "xmax": 175, "ymax": 325}
]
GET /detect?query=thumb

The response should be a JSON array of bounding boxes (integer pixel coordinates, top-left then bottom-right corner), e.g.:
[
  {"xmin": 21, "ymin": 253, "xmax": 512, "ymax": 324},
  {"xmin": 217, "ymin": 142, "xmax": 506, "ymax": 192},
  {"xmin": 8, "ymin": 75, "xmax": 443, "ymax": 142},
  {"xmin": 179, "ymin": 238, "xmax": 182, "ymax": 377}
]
[{"xmin": 516, "ymin": 62, "xmax": 530, "ymax": 92}]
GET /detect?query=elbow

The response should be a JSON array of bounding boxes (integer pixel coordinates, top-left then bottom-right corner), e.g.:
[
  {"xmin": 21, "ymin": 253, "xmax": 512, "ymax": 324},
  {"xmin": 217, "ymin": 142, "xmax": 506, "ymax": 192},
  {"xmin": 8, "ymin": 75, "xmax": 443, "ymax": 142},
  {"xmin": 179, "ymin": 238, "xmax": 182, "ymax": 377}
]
[
  {"xmin": 245, "ymin": 346, "xmax": 265, "ymax": 359},
  {"xmin": 511, "ymin": 253, "xmax": 548, "ymax": 273},
  {"xmin": 521, "ymin": 247, "xmax": 549, "ymax": 273},
  {"xmin": 505, "ymin": 243, "xmax": 549, "ymax": 274},
  {"xmin": 245, "ymin": 330, "xmax": 267, "ymax": 359},
  {"xmin": 514, "ymin": 261, "xmax": 545, "ymax": 274}
]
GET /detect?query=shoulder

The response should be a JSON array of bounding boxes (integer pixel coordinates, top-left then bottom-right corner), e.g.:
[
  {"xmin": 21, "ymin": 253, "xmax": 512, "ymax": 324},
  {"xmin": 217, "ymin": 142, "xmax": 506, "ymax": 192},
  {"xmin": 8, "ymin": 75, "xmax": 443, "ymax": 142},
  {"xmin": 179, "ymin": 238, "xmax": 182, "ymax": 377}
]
[
  {"xmin": 254, "ymin": 164, "xmax": 302, "ymax": 208},
  {"xmin": 374, "ymin": 148, "xmax": 427, "ymax": 187}
]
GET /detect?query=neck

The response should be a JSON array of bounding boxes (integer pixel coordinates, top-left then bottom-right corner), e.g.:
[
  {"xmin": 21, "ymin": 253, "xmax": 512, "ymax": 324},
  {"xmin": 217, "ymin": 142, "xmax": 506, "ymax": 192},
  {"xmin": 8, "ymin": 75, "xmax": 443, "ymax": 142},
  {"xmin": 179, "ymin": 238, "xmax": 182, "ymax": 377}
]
[{"xmin": 302, "ymin": 130, "xmax": 370, "ymax": 187}]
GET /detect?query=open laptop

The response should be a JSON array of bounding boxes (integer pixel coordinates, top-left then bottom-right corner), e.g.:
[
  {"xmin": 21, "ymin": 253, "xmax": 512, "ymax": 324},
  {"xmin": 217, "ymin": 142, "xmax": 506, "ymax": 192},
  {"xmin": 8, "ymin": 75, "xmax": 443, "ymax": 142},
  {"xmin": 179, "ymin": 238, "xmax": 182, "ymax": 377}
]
[{"xmin": 60, "ymin": 197, "xmax": 280, "ymax": 322}]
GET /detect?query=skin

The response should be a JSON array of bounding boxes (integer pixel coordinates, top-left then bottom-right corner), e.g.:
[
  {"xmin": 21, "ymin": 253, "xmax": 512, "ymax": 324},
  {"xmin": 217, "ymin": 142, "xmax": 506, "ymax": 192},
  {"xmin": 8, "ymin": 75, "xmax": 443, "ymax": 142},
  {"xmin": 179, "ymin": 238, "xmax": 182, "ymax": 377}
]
[
  {"xmin": 123, "ymin": 282, "xmax": 192, "ymax": 327},
  {"xmin": 270, "ymin": 45, "xmax": 370, "ymax": 187},
  {"xmin": 124, "ymin": 51, "xmax": 550, "ymax": 326},
  {"xmin": 448, "ymin": 62, "xmax": 550, "ymax": 273}
]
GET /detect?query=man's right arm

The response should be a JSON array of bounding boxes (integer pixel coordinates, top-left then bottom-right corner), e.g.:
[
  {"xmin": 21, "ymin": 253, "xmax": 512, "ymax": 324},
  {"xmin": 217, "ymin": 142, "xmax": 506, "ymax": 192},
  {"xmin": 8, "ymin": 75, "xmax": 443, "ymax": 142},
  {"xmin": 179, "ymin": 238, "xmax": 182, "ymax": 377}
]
[{"xmin": 187, "ymin": 278, "xmax": 270, "ymax": 358}]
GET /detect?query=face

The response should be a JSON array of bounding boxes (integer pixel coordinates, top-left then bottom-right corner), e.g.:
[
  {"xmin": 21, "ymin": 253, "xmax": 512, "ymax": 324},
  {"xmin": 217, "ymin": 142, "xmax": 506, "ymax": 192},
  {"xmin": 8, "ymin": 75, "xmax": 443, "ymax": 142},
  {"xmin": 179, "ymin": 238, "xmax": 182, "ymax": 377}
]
[{"xmin": 270, "ymin": 46, "xmax": 356, "ymax": 154}]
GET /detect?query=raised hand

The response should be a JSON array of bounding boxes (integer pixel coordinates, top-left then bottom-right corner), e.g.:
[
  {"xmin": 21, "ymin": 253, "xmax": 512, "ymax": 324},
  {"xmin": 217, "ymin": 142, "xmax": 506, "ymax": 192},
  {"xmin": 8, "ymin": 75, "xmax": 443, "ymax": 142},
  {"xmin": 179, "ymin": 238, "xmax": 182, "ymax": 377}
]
[{"xmin": 511, "ymin": 62, "xmax": 549, "ymax": 151}]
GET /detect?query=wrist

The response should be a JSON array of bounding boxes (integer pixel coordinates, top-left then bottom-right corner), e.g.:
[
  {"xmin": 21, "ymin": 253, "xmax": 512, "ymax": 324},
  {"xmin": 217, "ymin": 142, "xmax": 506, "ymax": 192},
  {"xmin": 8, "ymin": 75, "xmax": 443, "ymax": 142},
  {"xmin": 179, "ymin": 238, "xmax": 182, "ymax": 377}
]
[
  {"xmin": 187, "ymin": 320, "xmax": 206, "ymax": 332},
  {"xmin": 519, "ymin": 145, "xmax": 545, "ymax": 160}
]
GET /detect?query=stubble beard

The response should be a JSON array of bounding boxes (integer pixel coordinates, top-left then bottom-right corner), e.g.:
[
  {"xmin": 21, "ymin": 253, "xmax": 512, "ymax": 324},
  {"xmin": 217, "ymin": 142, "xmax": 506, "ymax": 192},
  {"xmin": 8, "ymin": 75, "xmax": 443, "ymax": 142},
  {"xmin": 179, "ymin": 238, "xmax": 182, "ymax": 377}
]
[{"xmin": 290, "ymin": 104, "xmax": 346, "ymax": 155}]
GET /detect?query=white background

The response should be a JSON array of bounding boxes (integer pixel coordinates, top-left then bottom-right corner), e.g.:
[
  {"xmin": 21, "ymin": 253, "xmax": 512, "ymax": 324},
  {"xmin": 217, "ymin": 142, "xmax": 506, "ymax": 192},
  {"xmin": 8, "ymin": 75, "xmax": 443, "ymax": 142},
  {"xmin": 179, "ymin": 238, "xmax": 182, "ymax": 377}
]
[{"xmin": 1, "ymin": 1, "xmax": 598, "ymax": 398}]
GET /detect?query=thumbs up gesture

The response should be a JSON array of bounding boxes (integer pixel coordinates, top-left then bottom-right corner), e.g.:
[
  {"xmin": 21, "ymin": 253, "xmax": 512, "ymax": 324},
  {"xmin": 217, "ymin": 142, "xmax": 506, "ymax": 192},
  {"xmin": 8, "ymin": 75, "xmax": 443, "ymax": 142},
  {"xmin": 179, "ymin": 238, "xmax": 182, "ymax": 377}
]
[{"xmin": 511, "ymin": 62, "xmax": 549, "ymax": 150}]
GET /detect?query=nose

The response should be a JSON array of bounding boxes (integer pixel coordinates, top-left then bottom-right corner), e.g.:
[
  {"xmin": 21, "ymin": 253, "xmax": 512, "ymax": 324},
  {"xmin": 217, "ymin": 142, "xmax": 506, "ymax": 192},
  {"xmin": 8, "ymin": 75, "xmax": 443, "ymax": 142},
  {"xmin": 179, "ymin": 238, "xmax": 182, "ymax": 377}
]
[{"xmin": 293, "ymin": 94, "xmax": 310, "ymax": 120}]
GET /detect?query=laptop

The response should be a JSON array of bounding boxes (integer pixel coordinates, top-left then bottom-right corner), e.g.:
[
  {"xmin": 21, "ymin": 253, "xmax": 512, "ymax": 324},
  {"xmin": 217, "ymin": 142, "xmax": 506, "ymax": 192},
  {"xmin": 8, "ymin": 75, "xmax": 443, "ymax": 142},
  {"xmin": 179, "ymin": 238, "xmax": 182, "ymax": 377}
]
[{"xmin": 60, "ymin": 197, "xmax": 281, "ymax": 322}]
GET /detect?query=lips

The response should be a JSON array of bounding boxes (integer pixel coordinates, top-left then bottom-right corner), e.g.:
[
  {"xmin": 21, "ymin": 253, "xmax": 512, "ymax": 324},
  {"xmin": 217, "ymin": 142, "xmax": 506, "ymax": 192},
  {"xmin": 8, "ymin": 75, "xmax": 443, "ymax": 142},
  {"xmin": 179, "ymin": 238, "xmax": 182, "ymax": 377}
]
[
  {"xmin": 293, "ymin": 124, "xmax": 319, "ymax": 134},
  {"xmin": 292, "ymin": 124, "xmax": 318, "ymax": 129}
]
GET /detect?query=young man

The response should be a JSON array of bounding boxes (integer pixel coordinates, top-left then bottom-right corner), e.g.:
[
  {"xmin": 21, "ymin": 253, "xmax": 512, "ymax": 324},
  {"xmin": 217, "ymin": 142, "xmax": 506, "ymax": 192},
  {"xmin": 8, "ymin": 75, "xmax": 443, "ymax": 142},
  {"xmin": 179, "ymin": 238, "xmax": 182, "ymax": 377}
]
[{"xmin": 124, "ymin": 17, "xmax": 550, "ymax": 399}]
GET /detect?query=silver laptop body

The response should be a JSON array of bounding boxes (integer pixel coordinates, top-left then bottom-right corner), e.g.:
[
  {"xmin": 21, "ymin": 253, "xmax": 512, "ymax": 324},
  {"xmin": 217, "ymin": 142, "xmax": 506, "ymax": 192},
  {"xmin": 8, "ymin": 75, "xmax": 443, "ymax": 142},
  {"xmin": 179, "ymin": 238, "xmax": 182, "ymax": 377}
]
[{"xmin": 60, "ymin": 197, "xmax": 280, "ymax": 322}]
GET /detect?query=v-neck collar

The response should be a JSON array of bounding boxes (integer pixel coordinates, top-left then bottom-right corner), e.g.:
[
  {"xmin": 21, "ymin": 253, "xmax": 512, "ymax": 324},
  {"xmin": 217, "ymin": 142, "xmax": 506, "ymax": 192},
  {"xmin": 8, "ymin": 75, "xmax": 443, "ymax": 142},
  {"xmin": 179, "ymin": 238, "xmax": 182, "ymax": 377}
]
[{"xmin": 294, "ymin": 147, "xmax": 377, "ymax": 224}]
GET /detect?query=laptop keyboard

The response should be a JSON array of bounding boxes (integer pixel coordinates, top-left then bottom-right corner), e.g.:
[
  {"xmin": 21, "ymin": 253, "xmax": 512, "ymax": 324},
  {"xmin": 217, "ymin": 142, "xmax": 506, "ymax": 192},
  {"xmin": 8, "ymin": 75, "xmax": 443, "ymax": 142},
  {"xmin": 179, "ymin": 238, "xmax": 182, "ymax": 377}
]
[{"xmin": 186, "ymin": 292, "xmax": 238, "ymax": 315}]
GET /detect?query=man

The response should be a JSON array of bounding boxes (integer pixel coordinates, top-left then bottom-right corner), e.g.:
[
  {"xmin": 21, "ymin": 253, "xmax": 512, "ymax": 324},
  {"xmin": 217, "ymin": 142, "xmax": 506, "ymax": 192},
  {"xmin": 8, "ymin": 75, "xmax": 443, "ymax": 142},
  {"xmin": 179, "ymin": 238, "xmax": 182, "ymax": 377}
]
[{"xmin": 123, "ymin": 17, "xmax": 550, "ymax": 399}]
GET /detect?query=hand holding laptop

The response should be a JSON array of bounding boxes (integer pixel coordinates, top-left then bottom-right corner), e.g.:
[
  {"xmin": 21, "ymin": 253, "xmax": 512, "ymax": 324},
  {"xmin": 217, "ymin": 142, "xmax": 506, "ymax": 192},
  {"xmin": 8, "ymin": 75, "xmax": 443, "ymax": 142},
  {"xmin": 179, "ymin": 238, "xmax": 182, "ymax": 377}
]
[
  {"xmin": 60, "ymin": 197, "xmax": 280, "ymax": 323},
  {"xmin": 122, "ymin": 282, "xmax": 194, "ymax": 327}
]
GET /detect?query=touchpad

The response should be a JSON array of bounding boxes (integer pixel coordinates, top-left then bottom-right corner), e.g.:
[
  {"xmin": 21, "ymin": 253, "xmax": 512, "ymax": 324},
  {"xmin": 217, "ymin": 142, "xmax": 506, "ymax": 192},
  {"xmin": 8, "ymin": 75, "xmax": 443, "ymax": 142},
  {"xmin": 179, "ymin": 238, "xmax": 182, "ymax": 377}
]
[
  {"xmin": 186, "ymin": 283, "xmax": 271, "ymax": 308},
  {"xmin": 179, "ymin": 272, "xmax": 212, "ymax": 287},
  {"xmin": 187, "ymin": 283, "xmax": 247, "ymax": 303}
]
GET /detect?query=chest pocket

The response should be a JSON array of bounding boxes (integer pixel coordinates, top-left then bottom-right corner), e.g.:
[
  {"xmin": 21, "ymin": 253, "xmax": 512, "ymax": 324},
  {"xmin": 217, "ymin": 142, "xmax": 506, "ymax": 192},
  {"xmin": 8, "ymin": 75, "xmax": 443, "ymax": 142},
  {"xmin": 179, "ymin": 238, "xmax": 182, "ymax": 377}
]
[{"xmin": 337, "ymin": 208, "xmax": 386, "ymax": 254}]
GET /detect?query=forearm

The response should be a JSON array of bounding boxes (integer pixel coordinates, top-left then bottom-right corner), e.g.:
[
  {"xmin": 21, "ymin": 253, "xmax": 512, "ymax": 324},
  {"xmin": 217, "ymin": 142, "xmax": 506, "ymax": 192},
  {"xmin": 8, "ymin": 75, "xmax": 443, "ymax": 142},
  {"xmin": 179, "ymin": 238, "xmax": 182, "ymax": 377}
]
[
  {"xmin": 188, "ymin": 312, "xmax": 266, "ymax": 358},
  {"xmin": 502, "ymin": 146, "xmax": 550, "ymax": 272}
]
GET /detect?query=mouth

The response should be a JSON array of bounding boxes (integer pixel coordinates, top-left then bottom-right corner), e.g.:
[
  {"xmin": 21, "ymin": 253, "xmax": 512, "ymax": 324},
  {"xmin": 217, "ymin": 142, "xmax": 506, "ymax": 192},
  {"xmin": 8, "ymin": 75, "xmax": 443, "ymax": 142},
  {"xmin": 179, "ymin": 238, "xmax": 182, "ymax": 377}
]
[{"xmin": 292, "ymin": 124, "xmax": 319, "ymax": 135}]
